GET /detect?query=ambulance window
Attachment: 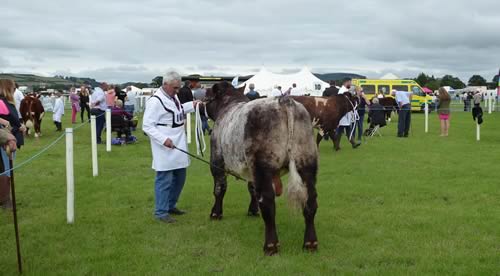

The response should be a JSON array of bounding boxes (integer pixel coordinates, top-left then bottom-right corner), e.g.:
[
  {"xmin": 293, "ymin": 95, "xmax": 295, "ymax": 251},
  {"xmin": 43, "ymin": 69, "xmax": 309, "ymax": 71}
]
[
  {"xmin": 411, "ymin": 86, "xmax": 424, "ymax": 96},
  {"xmin": 378, "ymin": 85, "xmax": 390, "ymax": 95},
  {"xmin": 361, "ymin": 85, "xmax": 375, "ymax": 94},
  {"xmin": 392, "ymin": 85, "xmax": 408, "ymax": 91}
]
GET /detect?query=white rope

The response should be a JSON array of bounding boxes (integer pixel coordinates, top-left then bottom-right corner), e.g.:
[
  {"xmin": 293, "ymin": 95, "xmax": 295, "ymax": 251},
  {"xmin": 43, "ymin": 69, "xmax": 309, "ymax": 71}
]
[
  {"xmin": 348, "ymin": 100, "xmax": 359, "ymax": 141},
  {"xmin": 194, "ymin": 104, "xmax": 206, "ymax": 156}
]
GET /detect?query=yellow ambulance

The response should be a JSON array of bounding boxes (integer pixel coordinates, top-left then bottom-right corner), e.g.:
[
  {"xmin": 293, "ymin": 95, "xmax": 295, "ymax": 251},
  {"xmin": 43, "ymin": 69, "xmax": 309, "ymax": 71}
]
[{"xmin": 352, "ymin": 79, "xmax": 434, "ymax": 111}]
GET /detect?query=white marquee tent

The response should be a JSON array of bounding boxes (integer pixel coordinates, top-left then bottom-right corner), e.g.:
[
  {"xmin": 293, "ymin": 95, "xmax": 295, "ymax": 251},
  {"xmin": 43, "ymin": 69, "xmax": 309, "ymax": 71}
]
[{"xmin": 240, "ymin": 67, "xmax": 330, "ymax": 96}]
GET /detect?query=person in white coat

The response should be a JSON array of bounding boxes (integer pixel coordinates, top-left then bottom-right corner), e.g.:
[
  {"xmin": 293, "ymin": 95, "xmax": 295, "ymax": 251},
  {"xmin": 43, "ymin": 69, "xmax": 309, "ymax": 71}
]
[
  {"xmin": 52, "ymin": 92, "xmax": 64, "ymax": 131},
  {"xmin": 142, "ymin": 71, "xmax": 201, "ymax": 224},
  {"xmin": 333, "ymin": 78, "xmax": 361, "ymax": 151},
  {"xmin": 13, "ymin": 83, "xmax": 24, "ymax": 118}
]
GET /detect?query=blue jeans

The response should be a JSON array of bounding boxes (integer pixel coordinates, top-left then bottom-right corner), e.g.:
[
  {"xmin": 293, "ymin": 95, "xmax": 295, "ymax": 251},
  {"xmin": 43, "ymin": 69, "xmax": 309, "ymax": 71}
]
[
  {"xmin": 91, "ymin": 109, "xmax": 106, "ymax": 143},
  {"xmin": 357, "ymin": 114, "xmax": 365, "ymax": 141},
  {"xmin": 201, "ymin": 116, "xmax": 210, "ymax": 134},
  {"xmin": 154, "ymin": 168, "xmax": 186, "ymax": 219},
  {"xmin": 0, "ymin": 149, "xmax": 15, "ymax": 177}
]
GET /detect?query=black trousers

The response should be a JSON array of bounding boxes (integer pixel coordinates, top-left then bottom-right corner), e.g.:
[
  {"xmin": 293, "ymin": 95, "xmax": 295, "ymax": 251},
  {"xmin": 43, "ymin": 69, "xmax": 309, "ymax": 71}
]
[{"xmin": 80, "ymin": 105, "xmax": 90, "ymax": 122}]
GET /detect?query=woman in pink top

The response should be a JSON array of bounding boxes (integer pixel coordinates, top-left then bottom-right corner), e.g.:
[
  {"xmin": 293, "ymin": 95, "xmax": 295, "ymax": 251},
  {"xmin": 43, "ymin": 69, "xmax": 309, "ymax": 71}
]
[
  {"xmin": 106, "ymin": 86, "xmax": 116, "ymax": 108},
  {"xmin": 69, "ymin": 87, "xmax": 80, "ymax": 124}
]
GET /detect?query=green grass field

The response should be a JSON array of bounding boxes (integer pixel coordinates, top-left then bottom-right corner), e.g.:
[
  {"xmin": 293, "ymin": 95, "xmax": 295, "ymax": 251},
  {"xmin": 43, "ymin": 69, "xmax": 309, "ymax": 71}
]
[{"xmin": 1, "ymin": 110, "xmax": 499, "ymax": 275}]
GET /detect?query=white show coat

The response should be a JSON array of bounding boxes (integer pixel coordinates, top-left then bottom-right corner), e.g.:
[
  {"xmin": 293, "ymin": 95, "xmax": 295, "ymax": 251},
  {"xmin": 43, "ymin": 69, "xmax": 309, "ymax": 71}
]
[
  {"xmin": 52, "ymin": 98, "xmax": 64, "ymax": 122},
  {"xmin": 142, "ymin": 88, "xmax": 195, "ymax": 171},
  {"xmin": 338, "ymin": 86, "xmax": 353, "ymax": 126}
]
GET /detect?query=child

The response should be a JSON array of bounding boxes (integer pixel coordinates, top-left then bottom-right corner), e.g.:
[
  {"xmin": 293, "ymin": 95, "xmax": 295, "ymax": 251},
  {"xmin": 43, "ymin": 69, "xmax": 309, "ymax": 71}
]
[{"xmin": 53, "ymin": 91, "xmax": 64, "ymax": 131}]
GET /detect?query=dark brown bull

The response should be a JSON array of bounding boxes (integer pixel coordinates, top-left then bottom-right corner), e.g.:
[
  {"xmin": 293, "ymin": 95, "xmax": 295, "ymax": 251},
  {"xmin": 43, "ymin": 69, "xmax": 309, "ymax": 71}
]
[
  {"xmin": 205, "ymin": 82, "xmax": 319, "ymax": 256},
  {"xmin": 291, "ymin": 95, "xmax": 357, "ymax": 150},
  {"xmin": 20, "ymin": 95, "xmax": 45, "ymax": 137}
]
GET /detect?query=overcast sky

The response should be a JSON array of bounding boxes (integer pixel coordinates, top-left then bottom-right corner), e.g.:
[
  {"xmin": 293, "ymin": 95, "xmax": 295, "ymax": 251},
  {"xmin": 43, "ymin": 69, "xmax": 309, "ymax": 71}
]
[{"xmin": 1, "ymin": 0, "xmax": 499, "ymax": 83}]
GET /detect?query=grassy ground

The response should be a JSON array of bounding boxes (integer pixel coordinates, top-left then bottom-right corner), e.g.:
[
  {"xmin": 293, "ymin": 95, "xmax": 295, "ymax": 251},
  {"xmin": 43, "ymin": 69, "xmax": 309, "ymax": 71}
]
[{"xmin": 1, "ymin": 110, "xmax": 499, "ymax": 275}]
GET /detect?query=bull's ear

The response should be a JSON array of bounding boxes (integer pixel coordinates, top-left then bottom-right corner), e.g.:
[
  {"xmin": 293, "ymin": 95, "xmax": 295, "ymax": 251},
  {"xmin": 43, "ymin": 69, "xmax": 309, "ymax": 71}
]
[{"xmin": 236, "ymin": 84, "xmax": 246, "ymax": 95}]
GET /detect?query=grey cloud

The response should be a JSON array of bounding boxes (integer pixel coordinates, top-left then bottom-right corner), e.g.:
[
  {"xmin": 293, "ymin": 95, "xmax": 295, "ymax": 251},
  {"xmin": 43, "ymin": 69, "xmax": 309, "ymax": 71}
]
[{"xmin": 2, "ymin": 0, "xmax": 499, "ymax": 83}]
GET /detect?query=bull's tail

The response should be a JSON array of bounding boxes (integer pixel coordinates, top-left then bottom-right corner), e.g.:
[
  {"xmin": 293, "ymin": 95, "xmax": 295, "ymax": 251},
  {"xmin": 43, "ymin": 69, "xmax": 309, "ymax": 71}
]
[{"xmin": 280, "ymin": 96, "xmax": 308, "ymax": 209}]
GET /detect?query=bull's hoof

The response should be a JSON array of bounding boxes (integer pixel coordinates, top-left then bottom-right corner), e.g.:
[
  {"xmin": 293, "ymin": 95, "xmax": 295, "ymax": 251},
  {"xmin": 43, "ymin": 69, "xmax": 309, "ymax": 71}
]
[
  {"xmin": 303, "ymin": 241, "xmax": 318, "ymax": 252},
  {"xmin": 264, "ymin": 242, "xmax": 280, "ymax": 256},
  {"xmin": 247, "ymin": 210, "xmax": 260, "ymax": 217},
  {"xmin": 210, "ymin": 213, "xmax": 223, "ymax": 220}
]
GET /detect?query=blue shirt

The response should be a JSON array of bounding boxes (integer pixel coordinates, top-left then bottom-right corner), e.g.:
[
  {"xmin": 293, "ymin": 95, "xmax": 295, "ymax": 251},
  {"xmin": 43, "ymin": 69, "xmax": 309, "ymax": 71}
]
[{"xmin": 395, "ymin": 91, "xmax": 411, "ymax": 106}]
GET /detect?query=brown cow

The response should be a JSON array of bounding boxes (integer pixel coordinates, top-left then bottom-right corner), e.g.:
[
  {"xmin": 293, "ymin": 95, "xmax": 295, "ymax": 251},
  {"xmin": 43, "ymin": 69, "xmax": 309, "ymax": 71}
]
[
  {"xmin": 20, "ymin": 95, "xmax": 45, "ymax": 137},
  {"xmin": 291, "ymin": 95, "xmax": 358, "ymax": 150},
  {"xmin": 205, "ymin": 82, "xmax": 319, "ymax": 255}
]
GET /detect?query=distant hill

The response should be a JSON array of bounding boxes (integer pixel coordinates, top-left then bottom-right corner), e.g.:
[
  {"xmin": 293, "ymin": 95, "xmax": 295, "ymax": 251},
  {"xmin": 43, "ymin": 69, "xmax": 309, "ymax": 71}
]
[
  {"xmin": 314, "ymin": 73, "xmax": 366, "ymax": 82},
  {"xmin": 0, "ymin": 73, "xmax": 100, "ymax": 91}
]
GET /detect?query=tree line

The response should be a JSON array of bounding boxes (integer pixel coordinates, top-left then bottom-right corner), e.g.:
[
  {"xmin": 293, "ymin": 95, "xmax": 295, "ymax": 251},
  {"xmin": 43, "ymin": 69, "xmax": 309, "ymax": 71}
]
[{"xmin": 414, "ymin": 73, "xmax": 499, "ymax": 91}]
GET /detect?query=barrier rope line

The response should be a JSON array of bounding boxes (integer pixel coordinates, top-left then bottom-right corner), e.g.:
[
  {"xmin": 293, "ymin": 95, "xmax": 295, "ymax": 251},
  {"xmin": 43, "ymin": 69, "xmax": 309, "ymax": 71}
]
[
  {"xmin": 0, "ymin": 110, "xmax": 108, "ymax": 176},
  {"xmin": 0, "ymin": 132, "xmax": 66, "ymax": 176}
]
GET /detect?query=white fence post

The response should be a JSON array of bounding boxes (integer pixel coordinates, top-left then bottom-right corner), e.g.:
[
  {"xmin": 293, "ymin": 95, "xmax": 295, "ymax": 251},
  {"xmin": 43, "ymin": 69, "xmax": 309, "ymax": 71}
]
[
  {"xmin": 106, "ymin": 109, "xmax": 111, "ymax": 152},
  {"xmin": 424, "ymin": 101, "xmax": 429, "ymax": 133},
  {"xmin": 90, "ymin": 115, "xmax": 98, "ymax": 177},
  {"xmin": 476, "ymin": 123, "xmax": 480, "ymax": 141},
  {"xmin": 66, "ymin": 128, "xmax": 74, "ymax": 224},
  {"xmin": 187, "ymin": 113, "xmax": 191, "ymax": 144},
  {"xmin": 488, "ymin": 93, "xmax": 493, "ymax": 114}
]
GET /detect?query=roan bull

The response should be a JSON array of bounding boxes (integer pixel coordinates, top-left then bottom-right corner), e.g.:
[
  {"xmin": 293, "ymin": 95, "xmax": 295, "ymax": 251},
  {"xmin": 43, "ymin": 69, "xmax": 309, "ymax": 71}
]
[
  {"xmin": 205, "ymin": 81, "xmax": 319, "ymax": 255},
  {"xmin": 20, "ymin": 95, "xmax": 45, "ymax": 137},
  {"xmin": 291, "ymin": 95, "xmax": 358, "ymax": 150}
]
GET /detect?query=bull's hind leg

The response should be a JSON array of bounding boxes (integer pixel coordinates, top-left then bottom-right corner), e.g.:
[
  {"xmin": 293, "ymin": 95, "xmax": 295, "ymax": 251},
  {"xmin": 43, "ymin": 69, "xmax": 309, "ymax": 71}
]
[
  {"xmin": 298, "ymin": 164, "xmax": 318, "ymax": 252},
  {"xmin": 315, "ymin": 133, "xmax": 323, "ymax": 146},
  {"xmin": 254, "ymin": 165, "xmax": 279, "ymax": 255},
  {"xmin": 247, "ymin": 182, "xmax": 259, "ymax": 216},
  {"xmin": 210, "ymin": 158, "xmax": 227, "ymax": 220}
]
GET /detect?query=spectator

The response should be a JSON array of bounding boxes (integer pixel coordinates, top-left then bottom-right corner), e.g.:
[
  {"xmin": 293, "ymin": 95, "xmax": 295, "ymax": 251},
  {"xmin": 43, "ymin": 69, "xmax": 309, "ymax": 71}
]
[
  {"xmin": 393, "ymin": 89, "xmax": 412, "ymax": 137},
  {"xmin": 473, "ymin": 91, "xmax": 481, "ymax": 108},
  {"xmin": 124, "ymin": 86, "xmax": 136, "ymax": 115},
  {"xmin": 115, "ymin": 86, "xmax": 127, "ymax": 103},
  {"xmin": 246, "ymin": 83, "xmax": 260, "ymax": 101},
  {"xmin": 106, "ymin": 85, "xmax": 116, "ymax": 108},
  {"xmin": 13, "ymin": 82, "xmax": 24, "ymax": 117},
  {"xmin": 53, "ymin": 91, "xmax": 64, "ymax": 131},
  {"xmin": 79, "ymin": 86, "xmax": 90, "ymax": 122},
  {"xmin": 0, "ymin": 79, "xmax": 25, "ymax": 149},
  {"xmin": 0, "ymin": 79, "xmax": 25, "ymax": 210},
  {"xmin": 437, "ymin": 87, "xmax": 451, "ymax": 137},
  {"xmin": 192, "ymin": 84, "xmax": 211, "ymax": 135},
  {"xmin": 0, "ymin": 128, "xmax": 17, "ymax": 210},
  {"xmin": 90, "ymin": 83, "xmax": 108, "ymax": 144},
  {"xmin": 322, "ymin": 83, "xmax": 339, "ymax": 97},
  {"xmin": 69, "ymin": 87, "xmax": 80, "ymax": 124},
  {"xmin": 178, "ymin": 80, "xmax": 194, "ymax": 104}
]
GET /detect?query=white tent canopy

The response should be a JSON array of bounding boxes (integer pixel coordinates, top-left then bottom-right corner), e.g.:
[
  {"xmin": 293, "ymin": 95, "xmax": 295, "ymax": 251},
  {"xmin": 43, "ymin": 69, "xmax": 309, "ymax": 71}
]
[
  {"xmin": 240, "ymin": 67, "xmax": 330, "ymax": 97},
  {"xmin": 380, "ymin": 73, "xmax": 400, "ymax": 80}
]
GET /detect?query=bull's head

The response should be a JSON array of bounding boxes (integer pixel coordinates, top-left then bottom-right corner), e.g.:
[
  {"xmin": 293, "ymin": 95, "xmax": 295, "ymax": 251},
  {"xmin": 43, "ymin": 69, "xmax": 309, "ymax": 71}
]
[{"xmin": 204, "ymin": 81, "xmax": 247, "ymax": 121}]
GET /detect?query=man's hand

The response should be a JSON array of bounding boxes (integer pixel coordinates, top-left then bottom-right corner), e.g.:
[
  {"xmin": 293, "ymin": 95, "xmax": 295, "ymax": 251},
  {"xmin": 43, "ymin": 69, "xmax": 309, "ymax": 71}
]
[
  {"xmin": 163, "ymin": 138, "xmax": 174, "ymax": 148},
  {"xmin": 193, "ymin": 100, "xmax": 202, "ymax": 108}
]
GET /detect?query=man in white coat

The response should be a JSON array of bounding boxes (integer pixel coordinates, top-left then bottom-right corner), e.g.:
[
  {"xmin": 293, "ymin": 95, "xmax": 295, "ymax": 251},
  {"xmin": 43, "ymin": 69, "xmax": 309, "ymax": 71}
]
[
  {"xmin": 142, "ymin": 71, "xmax": 201, "ymax": 224},
  {"xmin": 52, "ymin": 92, "xmax": 64, "ymax": 131},
  {"xmin": 13, "ymin": 83, "xmax": 24, "ymax": 117},
  {"xmin": 334, "ymin": 78, "xmax": 361, "ymax": 151}
]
